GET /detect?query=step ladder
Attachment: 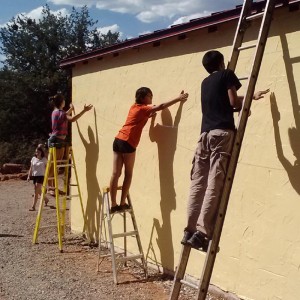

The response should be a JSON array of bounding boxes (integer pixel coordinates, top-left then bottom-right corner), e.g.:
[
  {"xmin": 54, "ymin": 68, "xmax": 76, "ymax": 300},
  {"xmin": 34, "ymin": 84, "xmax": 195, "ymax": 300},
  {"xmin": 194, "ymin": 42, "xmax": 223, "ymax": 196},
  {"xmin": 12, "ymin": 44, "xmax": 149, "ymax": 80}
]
[
  {"xmin": 32, "ymin": 142, "xmax": 90, "ymax": 252},
  {"xmin": 170, "ymin": 0, "xmax": 276, "ymax": 299},
  {"xmin": 97, "ymin": 186, "xmax": 148, "ymax": 284}
]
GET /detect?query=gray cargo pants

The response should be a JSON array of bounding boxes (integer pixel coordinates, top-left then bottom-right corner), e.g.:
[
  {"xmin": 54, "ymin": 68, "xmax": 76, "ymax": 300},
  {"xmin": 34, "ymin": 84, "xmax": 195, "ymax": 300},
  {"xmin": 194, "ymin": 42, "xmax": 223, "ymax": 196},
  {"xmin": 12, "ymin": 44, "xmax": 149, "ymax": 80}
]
[{"xmin": 186, "ymin": 129, "xmax": 234, "ymax": 238}]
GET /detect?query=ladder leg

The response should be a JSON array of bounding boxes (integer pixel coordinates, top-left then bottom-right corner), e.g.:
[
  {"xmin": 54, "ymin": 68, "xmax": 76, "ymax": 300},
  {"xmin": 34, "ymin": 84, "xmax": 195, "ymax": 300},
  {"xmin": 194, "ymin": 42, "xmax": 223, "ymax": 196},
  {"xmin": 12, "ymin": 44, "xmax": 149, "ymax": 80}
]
[
  {"xmin": 123, "ymin": 210, "xmax": 127, "ymax": 267},
  {"xmin": 105, "ymin": 192, "xmax": 118, "ymax": 284},
  {"xmin": 33, "ymin": 148, "xmax": 53, "ymax": 244},
  {"xmin": 169, "ymin": 246, "xmax": 191, "ymax": 300},
  {"xmin": 61, "ymin": 146, "xmax": 70, "ymax": 237},
  {"xmin": 97, "ymin": 196, "xmax": 106, "ymax": 272},
  {"xmin": 127, "ymin": 194, "xmax": 148, "ymax": 277},
  {"xmin": 53, "ymin": 147, "xmax": 63, "ymax": 252},
  {"xmin": 71, "ymin": 149, "xmax": 91, "ymax": 242}
]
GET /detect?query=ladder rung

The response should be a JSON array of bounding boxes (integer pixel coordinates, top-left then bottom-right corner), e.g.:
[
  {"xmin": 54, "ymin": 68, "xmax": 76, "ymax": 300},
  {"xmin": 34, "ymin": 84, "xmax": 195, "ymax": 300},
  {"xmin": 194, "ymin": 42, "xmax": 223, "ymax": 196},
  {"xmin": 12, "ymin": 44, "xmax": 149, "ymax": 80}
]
[
  {"xmin": 102, "ymin": 186, "xmax": 123, "ymax": 193},
  {"xmin": 66, "ymin": 194, "xmax": 79, "ymax": 199},
  {"xmin": 238, "ymin": 76, "xmax": 249, "ymax": 81},
  {"xmin": 99, "ymin": 254, "xmax": 112, "ymax": 259},
  {"xmin": 246, "ymin": 11, "xmax": 264, "ymax": 21},
  {"xmin": 56, "ymin": 164, "xmax": 74, "ymax": 168},
  {"xmin": 39, "ymin": 225, "xmax": 57, "ymax": 229},
  {"xmin": 57, "ymin": 159, "xmax": 70, "ymax": 163},
  {"xmin": 180, "ymin": 279, "xmax": 198, "ymax": 290},
  {"xmin": 112, "ymin": 230, "xmax": 138, "ymax": 238},
  {"xmin": 238, "ymin": 44, "xmax": 256, "ymax": 51},
  {"xmin": 116, "ymin": 254, "xmax": 143, "ymax": 263},
  {"xmin": 69, "ymin": 184, "xmax": 78, "ymax": 186}
]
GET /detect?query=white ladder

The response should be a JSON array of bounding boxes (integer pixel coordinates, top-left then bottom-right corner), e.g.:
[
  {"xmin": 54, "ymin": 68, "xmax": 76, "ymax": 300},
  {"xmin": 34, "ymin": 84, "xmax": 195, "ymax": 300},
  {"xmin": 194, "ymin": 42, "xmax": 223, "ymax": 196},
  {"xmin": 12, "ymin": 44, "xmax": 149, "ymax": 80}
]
[{"xmin": 97, "ymin": 186, "xmax": 148, "ymax": 284}]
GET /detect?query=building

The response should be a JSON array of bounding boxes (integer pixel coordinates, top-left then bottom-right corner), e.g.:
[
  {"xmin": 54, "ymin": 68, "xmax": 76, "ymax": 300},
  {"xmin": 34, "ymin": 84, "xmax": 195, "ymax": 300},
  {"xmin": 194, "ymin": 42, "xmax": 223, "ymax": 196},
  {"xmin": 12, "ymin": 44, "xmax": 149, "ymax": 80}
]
[{"xmin": 61, "ymin": 1, "xmax": 300, "ymax": 299}]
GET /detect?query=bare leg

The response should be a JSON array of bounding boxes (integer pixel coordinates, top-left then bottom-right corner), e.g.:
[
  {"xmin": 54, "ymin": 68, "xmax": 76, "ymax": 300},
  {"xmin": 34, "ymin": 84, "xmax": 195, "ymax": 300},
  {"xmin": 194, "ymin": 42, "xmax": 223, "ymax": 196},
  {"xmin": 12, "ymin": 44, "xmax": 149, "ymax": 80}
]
[
  {"xmin": 110, "ymin": 152, "xmax": 124, "ymax": 207},
  {"xmin": 120, "ymin": 152, "xmax": 136, "ymax": 205},
  {"xmin": 31, "ymin": 183, "xmax": 39, "ymax": 210}
]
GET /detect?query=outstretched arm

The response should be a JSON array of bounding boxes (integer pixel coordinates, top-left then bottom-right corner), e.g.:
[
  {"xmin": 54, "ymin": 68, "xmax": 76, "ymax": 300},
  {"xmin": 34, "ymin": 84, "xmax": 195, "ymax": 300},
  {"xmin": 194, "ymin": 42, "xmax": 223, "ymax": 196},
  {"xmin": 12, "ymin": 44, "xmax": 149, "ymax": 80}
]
[
  {"xmin": 149, "ymin": 90, "xmax": 188, "ymax": 115},
  {"xmin": 66, "ymin": 104, "xmax": 93, "ymax": 122},
  {"xmin": 228, "ymin": 88, "xmax": 270, "ymax": 111},
  {"xmin": 253, "ymin": 89, "xmax": 270, "ymax": 100}
]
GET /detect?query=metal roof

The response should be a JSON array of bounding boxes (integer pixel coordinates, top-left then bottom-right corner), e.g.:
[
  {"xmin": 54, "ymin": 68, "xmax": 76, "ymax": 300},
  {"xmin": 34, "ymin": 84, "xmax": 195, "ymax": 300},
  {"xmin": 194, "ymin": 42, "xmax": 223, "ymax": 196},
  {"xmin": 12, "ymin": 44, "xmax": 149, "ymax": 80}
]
[{"xmin": 60, "ymin": 0, "xmax": 299, "ymax": 68}]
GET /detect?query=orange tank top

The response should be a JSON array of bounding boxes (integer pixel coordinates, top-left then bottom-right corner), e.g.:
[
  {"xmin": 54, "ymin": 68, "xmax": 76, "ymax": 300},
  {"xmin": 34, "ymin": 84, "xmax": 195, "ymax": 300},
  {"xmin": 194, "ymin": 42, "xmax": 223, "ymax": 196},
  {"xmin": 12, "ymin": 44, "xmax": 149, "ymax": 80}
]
[{"xmin": 116, "ymin": 104, "xmax": 153, "ymax": 148}]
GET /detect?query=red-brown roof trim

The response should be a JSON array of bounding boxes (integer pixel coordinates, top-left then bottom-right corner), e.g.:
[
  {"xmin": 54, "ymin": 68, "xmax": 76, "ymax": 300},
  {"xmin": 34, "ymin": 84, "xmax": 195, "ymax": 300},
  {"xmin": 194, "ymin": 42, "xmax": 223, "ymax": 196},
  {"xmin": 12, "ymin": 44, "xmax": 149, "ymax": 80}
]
[{"xmin": 60, "ymin": 0, "xmax": 298, "ymax": 68}]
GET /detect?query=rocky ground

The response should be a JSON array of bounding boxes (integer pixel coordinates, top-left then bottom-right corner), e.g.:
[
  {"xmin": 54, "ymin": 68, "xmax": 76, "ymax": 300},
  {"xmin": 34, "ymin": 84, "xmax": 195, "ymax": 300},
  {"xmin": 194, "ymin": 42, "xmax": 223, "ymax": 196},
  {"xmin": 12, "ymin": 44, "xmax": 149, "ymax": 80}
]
[{"xmin": 0, "ymin": 179, "xmax": 224, "ymax": 300}]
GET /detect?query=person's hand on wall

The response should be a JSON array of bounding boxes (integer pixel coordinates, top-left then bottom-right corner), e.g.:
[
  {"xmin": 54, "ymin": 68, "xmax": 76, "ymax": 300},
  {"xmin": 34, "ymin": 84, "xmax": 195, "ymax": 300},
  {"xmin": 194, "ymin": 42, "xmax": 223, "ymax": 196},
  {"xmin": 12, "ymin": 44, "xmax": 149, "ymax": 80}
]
[{"xmin": 83, "ymin": 104, "xmax": 93, "ymax": 112}]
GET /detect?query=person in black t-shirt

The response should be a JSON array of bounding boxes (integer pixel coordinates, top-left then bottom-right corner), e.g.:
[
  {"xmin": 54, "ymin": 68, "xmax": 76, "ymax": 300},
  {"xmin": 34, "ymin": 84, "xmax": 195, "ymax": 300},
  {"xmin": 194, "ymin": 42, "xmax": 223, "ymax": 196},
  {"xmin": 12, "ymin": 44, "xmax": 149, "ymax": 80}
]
[{"xmin": 181, "ymin": 50, "xmax": 269, "ymax": 251}]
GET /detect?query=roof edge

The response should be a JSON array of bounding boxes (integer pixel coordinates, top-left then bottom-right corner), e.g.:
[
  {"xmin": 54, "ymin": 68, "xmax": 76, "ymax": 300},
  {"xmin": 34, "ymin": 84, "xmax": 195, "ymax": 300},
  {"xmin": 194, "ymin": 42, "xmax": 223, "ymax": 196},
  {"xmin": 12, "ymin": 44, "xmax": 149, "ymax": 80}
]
[{"xmin": 60, "ymin": 0, "xmax": 299, "ymax": 68}]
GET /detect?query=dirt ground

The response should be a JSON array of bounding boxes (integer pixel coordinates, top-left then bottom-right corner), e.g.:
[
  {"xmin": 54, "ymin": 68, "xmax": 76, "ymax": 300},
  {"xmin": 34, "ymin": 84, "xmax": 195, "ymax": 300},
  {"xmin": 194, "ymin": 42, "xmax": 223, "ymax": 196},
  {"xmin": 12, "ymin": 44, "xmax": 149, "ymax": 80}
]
[{"xmin": 0, "ymin": 179, "xmax": 221, "ymax": 300}]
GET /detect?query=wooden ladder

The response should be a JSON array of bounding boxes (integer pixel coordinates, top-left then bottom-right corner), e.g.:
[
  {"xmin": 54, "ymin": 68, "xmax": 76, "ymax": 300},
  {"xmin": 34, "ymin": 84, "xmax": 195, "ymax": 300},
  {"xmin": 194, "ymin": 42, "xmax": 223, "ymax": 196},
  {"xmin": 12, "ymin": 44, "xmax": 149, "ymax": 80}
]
[{"xmin": 170, "ymin": 0, "xmax": 276, "ymax": 299}]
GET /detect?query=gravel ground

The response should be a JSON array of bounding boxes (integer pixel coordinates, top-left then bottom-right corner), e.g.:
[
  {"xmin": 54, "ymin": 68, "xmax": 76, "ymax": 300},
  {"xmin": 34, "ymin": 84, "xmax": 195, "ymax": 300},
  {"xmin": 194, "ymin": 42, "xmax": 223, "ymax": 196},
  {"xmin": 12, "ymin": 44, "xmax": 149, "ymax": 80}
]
[{"xmin": 0, "ymin": 179, "xmax": 221, "ymax": 300}]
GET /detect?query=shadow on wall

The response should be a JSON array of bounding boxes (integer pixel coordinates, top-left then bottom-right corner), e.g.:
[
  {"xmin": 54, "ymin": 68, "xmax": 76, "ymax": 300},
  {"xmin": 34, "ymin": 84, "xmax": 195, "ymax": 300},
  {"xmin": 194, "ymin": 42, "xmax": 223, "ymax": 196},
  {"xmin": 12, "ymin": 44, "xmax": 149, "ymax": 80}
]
[
  {"xmin": 76, "ymin": 108, "xmax": 102, "ymax": 241},
  {"xmin": 147, "ymin": 103, "xmax": 184, "ymax": 273},
  {"xmin": 270, "ymin": 33, "xmax": 300, "ymax": 195}
]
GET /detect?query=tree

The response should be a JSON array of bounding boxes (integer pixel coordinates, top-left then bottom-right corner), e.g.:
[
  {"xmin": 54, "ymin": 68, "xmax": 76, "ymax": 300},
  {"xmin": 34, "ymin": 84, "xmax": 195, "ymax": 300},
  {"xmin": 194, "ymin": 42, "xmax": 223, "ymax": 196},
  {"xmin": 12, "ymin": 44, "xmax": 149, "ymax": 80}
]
[{"xmin": 0, "ymin": 5, "xmax": 121, "ymax": 165}]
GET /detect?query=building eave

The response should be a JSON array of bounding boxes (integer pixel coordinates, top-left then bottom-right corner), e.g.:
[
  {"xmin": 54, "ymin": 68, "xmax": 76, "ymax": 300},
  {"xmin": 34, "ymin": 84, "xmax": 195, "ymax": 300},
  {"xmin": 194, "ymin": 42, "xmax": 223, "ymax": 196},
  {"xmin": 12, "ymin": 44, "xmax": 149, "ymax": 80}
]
[{"xmin": 60, "ymin": 0, "xmax": 299, "ymax": 68}]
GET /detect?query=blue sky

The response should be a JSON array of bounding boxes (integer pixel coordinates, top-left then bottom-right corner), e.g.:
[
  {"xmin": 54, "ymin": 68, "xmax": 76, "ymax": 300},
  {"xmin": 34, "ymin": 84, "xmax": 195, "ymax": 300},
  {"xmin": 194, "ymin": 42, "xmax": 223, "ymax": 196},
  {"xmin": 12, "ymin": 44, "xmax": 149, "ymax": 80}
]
[{"xmin": 0, "ymin": 0, "xmax": 242, "ymax": 38}]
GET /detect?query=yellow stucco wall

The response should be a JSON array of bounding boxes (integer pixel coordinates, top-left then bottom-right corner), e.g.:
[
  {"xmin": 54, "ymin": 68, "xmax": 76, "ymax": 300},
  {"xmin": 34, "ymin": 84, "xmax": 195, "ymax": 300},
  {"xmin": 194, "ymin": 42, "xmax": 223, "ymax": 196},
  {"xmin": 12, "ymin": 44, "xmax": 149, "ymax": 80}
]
[{"xmin": 69, "ymin": 6, "xmax": 300, "ymax": 300}]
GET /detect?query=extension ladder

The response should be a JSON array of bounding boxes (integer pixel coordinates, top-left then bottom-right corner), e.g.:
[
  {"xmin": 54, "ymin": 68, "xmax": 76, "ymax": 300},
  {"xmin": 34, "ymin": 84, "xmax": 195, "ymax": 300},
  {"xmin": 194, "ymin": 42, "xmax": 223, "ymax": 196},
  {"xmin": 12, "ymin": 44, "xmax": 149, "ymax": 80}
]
[
  {"xmin": 170, "ymin": 0, "xmax": 276, "ymax": 299},
  {"xmin": 32, "ymin": 143, "xmax": 89, "ymax": 252},
  {"xmin": 97, "ymin": 187, "xmax": 148, "ymax": 284}
]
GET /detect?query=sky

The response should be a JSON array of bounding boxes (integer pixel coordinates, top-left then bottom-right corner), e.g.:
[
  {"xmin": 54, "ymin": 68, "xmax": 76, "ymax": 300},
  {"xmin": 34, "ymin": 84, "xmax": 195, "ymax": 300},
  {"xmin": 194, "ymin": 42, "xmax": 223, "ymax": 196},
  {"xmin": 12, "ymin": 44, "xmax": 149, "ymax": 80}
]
[
  {"xmin": 0, "ymin": 0, "xmax": 242, "ymax": 60},
  {"xmin": 0, "ymin": 0, "xmax": 243, "ymax": 38}
]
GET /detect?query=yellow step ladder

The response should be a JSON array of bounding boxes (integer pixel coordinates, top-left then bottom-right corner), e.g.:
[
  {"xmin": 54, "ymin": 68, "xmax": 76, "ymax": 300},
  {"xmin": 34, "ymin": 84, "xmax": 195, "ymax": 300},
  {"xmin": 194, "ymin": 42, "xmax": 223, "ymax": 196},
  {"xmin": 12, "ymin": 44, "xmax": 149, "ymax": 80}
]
[
  {"xmin": 32, "ymin": 142, "xmax": 90, "ymax": 252},
  {"xmin": 170, "ymin": 0, "xmax": 277, "ymax": 299},
  {"xmin": 97, "ymin": 186, "xmax": 148, "ymax": 284}
]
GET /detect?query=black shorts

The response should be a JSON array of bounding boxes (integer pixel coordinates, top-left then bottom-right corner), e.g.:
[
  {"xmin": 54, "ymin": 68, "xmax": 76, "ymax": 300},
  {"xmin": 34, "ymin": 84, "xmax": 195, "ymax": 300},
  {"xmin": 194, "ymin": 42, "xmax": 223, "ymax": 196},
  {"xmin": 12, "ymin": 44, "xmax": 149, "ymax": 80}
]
[
  {"xmin": 32, "ymin": 176, "xmax": 44, "ymax": 184},
  {"xmin": 113, "ymin": 138, "xmax": 136, "ymax": 153},
  {"xmin": 48, "ymin": 135, "xmax": 69, "ymax": 149}
]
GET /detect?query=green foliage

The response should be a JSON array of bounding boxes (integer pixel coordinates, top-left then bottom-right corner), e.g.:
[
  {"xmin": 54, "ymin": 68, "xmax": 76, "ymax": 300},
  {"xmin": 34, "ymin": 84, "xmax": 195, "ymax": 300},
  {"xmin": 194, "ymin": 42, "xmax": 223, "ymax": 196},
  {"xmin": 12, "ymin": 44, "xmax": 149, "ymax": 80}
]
[{"xmin": 0, "ymin": 5, "xmax": 121, "ymax": 166}]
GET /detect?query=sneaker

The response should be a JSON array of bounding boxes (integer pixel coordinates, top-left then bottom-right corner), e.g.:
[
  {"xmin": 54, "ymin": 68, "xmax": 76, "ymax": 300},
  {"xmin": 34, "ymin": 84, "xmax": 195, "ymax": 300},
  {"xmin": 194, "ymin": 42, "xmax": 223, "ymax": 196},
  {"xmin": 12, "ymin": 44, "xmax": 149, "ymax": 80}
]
[
  {"xmin": 110, "ymin": 205, "xmax": 120, "ymax": 214},
  {"xmin": 119, "ymin": 203, "xmax": 131, "ymax": 211},
  {"xmin": 181, "ymin": 230, "xmax": 193, "ymax": 245},
  {"xmin": 186, "ymin": 231, "xmax": 209, "ymax": 251}
]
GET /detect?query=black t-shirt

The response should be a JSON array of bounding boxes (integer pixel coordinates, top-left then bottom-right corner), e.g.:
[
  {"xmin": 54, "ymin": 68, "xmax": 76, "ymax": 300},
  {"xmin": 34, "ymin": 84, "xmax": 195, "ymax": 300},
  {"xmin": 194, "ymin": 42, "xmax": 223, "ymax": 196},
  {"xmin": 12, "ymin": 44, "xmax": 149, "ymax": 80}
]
[{"xmin": 200, "ymin": 69, "xmax": 241, "ymax": 133}]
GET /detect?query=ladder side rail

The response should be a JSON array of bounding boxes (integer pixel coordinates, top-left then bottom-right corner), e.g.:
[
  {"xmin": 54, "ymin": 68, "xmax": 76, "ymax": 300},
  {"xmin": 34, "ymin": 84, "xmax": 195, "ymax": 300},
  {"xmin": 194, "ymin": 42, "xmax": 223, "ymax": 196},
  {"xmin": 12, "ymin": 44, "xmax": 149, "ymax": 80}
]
[
  {"xmin": 236, "ymin": 0, "xmax": 275, "ymax": 129},
  {"xmin": 61, "ymin": 146, "xmax": 70, "ymax": 233},
  {"xmin": 32, "ymin": 147, "xmax": 53, "ymax": 244},
  {"xmin": 123, "ymin": 210, "xmax": 127, "ymax": 265},
  {"xmin": 53, "ymin": 147, "xmax": 63, "ymax": 252},
  {"xmin": 127, "ymin": 194, "xmax": 148, "ymax": 277},
  {"xmin": 228, "ymin": 0, "xmax": 254, "ymax": 71},
  {"xmin": 97, "ymin": 194, "xmax": 108, "ymax": 271},
  {"xmin": 197, "ymin": 1, "xmax": 276, "ymax": 298},
  {"xmin": 104, "ymin": 192, "xmax": 119, "ymax": 284},
  {"xmin": 71, "ymin": 149, "xmax": 91, "ymax": 242},
  {"xmin": 169, "ymin": 246, "xmax": 192, "ymax": 300}
]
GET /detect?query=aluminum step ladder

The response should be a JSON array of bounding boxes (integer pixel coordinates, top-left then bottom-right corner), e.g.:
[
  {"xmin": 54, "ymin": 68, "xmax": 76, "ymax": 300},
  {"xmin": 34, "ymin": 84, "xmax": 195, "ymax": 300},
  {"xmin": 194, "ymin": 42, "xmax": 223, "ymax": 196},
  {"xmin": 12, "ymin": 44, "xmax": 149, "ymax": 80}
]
[
  {"xmin": 97, "ymin": 186, "xmax": 148, "ymax": 284},
  {"xmin": 170, "ymin": 0, "xmax": 277, "ymax": 299},
  {"xmin": 32, "ymin": 143, "xmax": 90, "ymax": 252}
]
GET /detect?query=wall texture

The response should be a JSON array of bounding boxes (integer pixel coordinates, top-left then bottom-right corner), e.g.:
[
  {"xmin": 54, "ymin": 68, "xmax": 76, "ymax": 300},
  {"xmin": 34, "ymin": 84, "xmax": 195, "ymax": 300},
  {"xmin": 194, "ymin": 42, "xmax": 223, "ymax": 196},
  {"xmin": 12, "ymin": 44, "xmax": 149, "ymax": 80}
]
[{"xmin": 69, "ymin": 6, "xmax": 300, "ymax": 300}]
